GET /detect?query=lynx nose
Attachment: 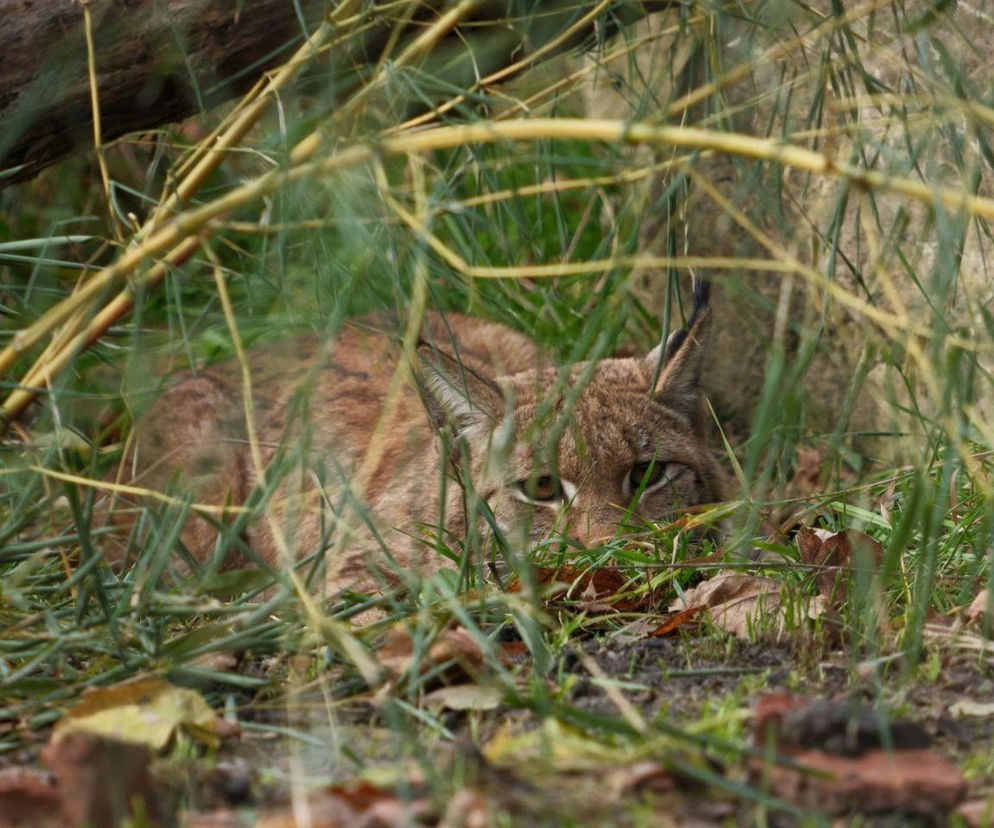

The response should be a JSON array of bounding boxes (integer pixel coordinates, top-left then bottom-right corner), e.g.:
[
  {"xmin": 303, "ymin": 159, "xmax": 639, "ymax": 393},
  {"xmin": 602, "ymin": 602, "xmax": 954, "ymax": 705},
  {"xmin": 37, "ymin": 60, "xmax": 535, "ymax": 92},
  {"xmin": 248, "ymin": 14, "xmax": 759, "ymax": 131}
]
[{"xmin": 565, "ymin": 515, "xmax": 621, "ymax": 549}]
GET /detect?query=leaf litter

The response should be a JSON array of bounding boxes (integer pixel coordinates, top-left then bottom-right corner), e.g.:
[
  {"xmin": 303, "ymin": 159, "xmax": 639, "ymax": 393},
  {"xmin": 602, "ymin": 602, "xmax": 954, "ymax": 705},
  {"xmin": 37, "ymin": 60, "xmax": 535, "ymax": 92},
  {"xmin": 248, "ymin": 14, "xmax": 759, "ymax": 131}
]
[{"xmin": 4, "ymin": 526, "xmax": 994, "ymax": 826}]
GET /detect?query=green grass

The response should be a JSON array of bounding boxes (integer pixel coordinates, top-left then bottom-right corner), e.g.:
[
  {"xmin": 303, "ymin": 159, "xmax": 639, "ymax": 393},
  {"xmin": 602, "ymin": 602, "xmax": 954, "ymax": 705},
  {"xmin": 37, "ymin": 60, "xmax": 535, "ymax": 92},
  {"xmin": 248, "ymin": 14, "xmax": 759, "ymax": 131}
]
[{"xmin": 2, "ymin": 1, "xmax": 994, "ymax": 824}]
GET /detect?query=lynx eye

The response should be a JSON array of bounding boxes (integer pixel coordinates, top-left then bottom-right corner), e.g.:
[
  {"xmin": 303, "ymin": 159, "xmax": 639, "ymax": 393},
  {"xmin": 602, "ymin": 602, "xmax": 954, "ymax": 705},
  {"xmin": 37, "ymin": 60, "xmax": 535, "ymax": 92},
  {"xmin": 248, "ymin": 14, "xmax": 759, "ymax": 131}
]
[
  {"xmin": 628, "ymin": 460, "xmax": 674, "ymax": 493},
  {"xmin": 516, "ymin": 475, "xmax": 564, "ymax": 503}
]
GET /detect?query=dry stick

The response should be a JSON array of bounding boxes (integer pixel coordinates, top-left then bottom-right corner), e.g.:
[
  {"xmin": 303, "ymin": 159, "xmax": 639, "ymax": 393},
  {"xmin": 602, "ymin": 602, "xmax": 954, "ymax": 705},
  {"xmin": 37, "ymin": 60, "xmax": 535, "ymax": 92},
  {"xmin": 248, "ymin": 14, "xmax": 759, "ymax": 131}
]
[
  {"xmin": 386, "ymin": 191, "xmax": 807, "ymax": 279},
  {"xmin": 22, "ymin": 465, "xmax": 250, "ymax": 516},
  {"xmin": 4, "ymin": 118, "xmax": 994, "ymax": 431},
  {"xmin": 205, "ymin": 244, "xmax": 266, "ymax": 484},
  {"xmin": 0, "ymin": 15, "xmax": 343, "ymax": 427},
  {"xmin": 319, "ymin": 156, "xmax": 434, "ymax": 587},
  {"xmin": 218, "ymin": 155, "xmax": 702, "ymax": 232},
  {"xmin": 494, "ymin": 11, "xmax": 705, "ymax": 123},
  {"xmin": 146, "ymin": 21, "xmax": 331, "ymax": 229},
  {"xmin": 456, "ymin": 155, "xmax": 697, "ymax": 210},
  {"xmin": 679, "ymin": 164, "xmax": 917, "ymax": 346}
]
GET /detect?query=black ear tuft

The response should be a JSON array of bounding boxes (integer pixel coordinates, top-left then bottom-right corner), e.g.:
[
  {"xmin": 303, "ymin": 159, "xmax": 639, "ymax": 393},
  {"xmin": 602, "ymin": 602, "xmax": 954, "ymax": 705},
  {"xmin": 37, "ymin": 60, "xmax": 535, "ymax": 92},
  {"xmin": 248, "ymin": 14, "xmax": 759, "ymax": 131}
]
[
  {"xmin": 644, "ymin": 277, "xmax": 712, "ymax": 425},
  {"xmin": 691, "ymin": 275, "xmax": 710, "ymax": 316},
  {"xmin": 662, "ymin": 328, "xmax": 688, "ymax": 363}
]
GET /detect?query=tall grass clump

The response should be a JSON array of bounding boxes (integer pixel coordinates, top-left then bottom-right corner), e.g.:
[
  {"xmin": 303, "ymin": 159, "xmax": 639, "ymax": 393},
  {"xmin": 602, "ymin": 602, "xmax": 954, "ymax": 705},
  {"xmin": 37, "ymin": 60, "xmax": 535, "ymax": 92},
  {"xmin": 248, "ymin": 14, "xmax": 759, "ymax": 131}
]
[{"xmin": 1, "ymin": 0, "xmax": 993, "ymax": 815}]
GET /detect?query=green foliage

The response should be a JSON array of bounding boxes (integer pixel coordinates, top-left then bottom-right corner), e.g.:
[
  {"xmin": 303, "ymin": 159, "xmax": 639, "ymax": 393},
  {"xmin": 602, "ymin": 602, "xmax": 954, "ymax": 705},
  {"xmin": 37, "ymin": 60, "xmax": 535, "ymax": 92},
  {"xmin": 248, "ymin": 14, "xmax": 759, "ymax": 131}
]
[{"xmin": 2, "ymin": 1, "xmax": 994, "ymax": 821}]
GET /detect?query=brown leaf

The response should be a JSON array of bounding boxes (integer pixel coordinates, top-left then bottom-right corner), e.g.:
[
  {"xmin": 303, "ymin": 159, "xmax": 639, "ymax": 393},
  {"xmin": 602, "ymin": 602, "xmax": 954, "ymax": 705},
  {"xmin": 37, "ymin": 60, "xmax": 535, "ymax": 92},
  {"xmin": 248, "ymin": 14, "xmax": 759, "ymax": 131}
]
[
  {"xmin": 762, "ymin": 747, "xmax": 965, "ymax": 817},
  {"xmin": 254, "ymin": 780, "xmax": 434, "ymax": 828},
  {"xmin": 787, "ymin": 445, "xmax": 829, "ymax": 498},
  {"xmin": 956, "ymin": 797, "xmax": 994, "ymax": 827},
  {"xmin": 497, "ymin": 641, "xmax": 529, "ymax": 662},
  {"xmin": 753, "ymin": 690, "xmax": 802, "ymax": 742},
  {"xmin": 181, "ymin": 809, "xmax": 245, "ymax": 828},
  {"xmin": 440, "ymin": 788, "xmax": 489, "ymax": 828},
  {"xmin": 42, "ymin": 732, "xmax": 160, "ymax": 828},
  {"xmin": 754, "ymin": 693, "xmax": 930, "ymax": 756},
  {"xmin": 532, "ymin": 566, "xmax": 650, "ymax": 613},
  {"xmin": 751, "ymin": 693, "xmax": 965, "ymax": 816},
  {"xmin": 669, "ymin": 571, "xmax": 788, "ymax": 638},
  {"xmin": 254, "ymin": 793, "xmax": 357, "ymax": 828},
  {"xmin": 0, "ymin": 768, "xmax": 62, "ymax": 828},
  {"xmin": 648, "ymin": 606, "xmax": 706, "ymax": 638},
  {"xmin": 605, "ymin": 761, "xmax": 676, "ymax": 797},
  {"xmin": 378, "ymin": 624, "xmax": 488, "ymax": 681},
  {"xmin": 428, "ymin": 627, "xmax": 488, "ymax": 669},
  {"xmin": 795, "ymin": 527, "xmax": 884, "ymax": 610},
  {"xmin": 966, "ymin": 588, "xmax": 992, "ymax": 625}
]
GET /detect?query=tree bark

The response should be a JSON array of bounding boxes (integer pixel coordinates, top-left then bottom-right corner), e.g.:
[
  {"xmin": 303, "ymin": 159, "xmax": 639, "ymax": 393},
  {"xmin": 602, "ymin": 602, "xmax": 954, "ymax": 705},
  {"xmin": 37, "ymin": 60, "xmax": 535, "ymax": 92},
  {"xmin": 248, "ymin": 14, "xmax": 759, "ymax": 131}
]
[{"xmin": 0, "ymin": 0, "xmax": 669, "ymax": 187}]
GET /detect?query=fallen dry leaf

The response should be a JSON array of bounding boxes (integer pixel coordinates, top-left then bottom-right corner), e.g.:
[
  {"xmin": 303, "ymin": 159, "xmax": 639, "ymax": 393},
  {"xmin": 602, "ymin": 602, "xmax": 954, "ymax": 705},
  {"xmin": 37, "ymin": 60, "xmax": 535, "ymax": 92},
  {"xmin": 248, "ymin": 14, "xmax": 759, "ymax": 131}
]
[
  {"xmin": 956, "ymin": 797, "xmax": 994, "ymax": 828},
  {"xmin": 763, "ymin": 746, "xmax": 965, "ymax": 817},
  {"xmin": 752, "ymin": 692, "xmax": 965, "ymax": 817},
  {"xmin": 786, "ymin": 445, "xmax": 829, "ymax": 499},
  {"xmin": 0, "ymin": 768, "xmax": 61, "ymax": 828},
  {"xmin": 439, "ymin": 789, "xmax": 489, "ymax": 828},
  {"xmin": 755, "ymin": 693, "xmax": 930, "ymax": 755},
  {"xmin": 181, "ymin": 809, "xmax": 245, "ymax": 828},
  {"xmin": 377, "ymin": 624, "xmax": 489, "ymax": 682},
  {"xmin": 669, "ymin": 571, "xmax": 811, "ymax": 639},
  {"xmin": 44, "ymin": 732, "xmax": 160, "ymax": 828},
  {"xmin": 424, "ymin": 684, "xmax": 504, "ymax": 712},
  {"xmin": 648, "ymin": 606, "xmax": 707, "ymax": 638},
  {"xmin": 253, "ymin": 793, "xmax": 357, "ymax": 828},
  {"xmin": 497, "ymin": 640, "xmax": 529, "ymax": 662},
  {"xmin": 608, "ymin": 615, "xmax": 670, "ymax": 644},
  {"xmin": 966, "ymin": 588, "xmax": 992, "ymax": 625},
  {"xmin": 254, "ymin": 779, "xmax": 434, "ymax": 828},
  {"xmin": 795, "ymin": 527, "xmax": 884, "ymax": 611},
  {"xmin": 949, "ymin": 698, "xmax": 994, "ymax": 718},
  {"xmin": 53, "ymin": 678, "xmax": 237, "ymax": 752},
  {"xmin": 0, "ymin": 730, "xmax": 168, "ymax": 828},
  {"xmin": 532, "ymin": 566, "xmax": 651, "ymax": 613},
  {"xmin": 604, "ymin": 760, "xmax": 676, "ymax": 798},
  {"xmin": 484, "ymin": 717, "xmax": 621, "ymax": 772}
]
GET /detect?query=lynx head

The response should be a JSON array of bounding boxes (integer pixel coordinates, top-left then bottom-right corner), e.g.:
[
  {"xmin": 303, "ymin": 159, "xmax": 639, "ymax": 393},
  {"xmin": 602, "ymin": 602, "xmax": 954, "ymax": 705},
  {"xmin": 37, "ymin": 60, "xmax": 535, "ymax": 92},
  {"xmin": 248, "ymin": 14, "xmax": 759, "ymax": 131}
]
[{"xmin": 417, "ymin": 285, "xmax": 725, "ymax": 551}]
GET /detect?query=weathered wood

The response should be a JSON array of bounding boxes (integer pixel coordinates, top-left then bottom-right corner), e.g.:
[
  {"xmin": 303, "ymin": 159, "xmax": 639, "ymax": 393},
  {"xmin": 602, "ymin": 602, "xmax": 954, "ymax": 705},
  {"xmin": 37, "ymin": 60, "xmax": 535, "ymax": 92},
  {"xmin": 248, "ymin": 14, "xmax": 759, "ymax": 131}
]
[
  {"xmin": 0, "ymin": 0, "xmax": 669, "ymax": 186},
  {"xmin": 0, "ymin": 0, "xmax": 328, "ymax": 184}
]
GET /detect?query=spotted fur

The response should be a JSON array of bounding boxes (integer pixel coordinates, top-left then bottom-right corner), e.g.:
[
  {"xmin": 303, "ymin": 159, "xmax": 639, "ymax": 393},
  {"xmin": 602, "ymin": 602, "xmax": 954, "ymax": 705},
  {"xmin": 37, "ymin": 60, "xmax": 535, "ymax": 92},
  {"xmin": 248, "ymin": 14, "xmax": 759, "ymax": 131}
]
[{"xmin": 106, "ymin": 303, "xmax": 726, "ymax": 594}]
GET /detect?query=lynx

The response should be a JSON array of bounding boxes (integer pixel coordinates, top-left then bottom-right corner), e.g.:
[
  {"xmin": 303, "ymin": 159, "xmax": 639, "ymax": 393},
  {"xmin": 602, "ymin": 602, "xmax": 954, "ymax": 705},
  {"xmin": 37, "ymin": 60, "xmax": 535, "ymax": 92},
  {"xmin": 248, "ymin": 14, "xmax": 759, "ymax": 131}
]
[{"xmin": 107, "ymin": 283, "xmax": 726, "ymax": 593}]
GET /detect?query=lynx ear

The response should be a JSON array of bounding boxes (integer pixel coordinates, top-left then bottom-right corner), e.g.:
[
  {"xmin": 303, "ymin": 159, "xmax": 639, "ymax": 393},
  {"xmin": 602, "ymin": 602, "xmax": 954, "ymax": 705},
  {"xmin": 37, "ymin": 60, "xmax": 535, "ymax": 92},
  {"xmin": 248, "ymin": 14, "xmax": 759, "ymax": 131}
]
[
  {"xmin": 416, "ymin": 344, "xmax": 505, "ymax": 441},
  {"xmin": 644, "ymin": 298, "xmax": 712, "ymax": 425}
]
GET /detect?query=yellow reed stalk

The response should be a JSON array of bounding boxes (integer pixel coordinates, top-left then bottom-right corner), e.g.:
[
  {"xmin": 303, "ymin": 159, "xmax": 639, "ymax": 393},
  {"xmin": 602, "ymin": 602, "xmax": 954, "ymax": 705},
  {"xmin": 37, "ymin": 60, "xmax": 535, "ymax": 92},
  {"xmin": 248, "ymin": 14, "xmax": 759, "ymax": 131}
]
[
  {"xmin": 204, "ymin": 243, "xmax": 266, "ymax": 485},
  {"xmin": 492, "ymin": 12, "xmax": 706, "ymax": 124},
  {"xmin": 78, "ymin": 0, "xmax": 121, "ymax": 239},
  {"xmin": 396, "ymin": 0, "xmax": 614, "ymax": 133},
  {"xmin": 288, "ymin": 0, "xmax": 477, "ymax": 166},
  {"xmin": 665, "ymin": 0, "xmax": 890, "ymax": 118},
  {"xmin": 144, "ymin": 0, "xmax": 366, "ymax": 231},
  {"xmin": 0, "ymin": 237, "xmax": 201, "ymax": 428},
  {"xmin": 21, "ymin": 466, "xmax": 249, "ymax": 516},
  {"xmin": 6, "ymin": 117, "xmax": 994, "ymax": 430}
]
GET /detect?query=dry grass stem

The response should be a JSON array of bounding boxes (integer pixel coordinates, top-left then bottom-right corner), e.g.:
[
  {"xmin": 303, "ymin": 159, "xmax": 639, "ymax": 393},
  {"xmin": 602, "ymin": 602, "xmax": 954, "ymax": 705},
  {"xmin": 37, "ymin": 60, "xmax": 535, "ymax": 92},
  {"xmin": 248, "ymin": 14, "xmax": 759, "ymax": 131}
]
[{"xmin": 4, "ymin": 118, "xmax": 994, "ymax": 430}]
